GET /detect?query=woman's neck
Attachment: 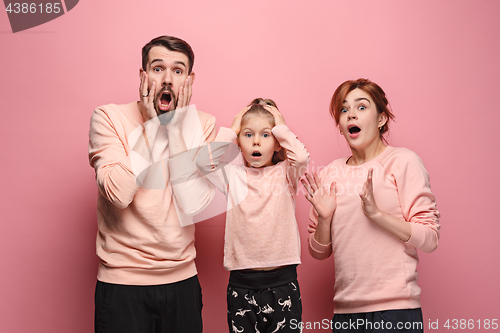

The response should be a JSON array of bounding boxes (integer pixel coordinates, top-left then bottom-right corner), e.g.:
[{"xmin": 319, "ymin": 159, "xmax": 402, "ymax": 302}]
[{"xmin": 348, "ymin": 139, "xmax": 387, "ymax": 166}]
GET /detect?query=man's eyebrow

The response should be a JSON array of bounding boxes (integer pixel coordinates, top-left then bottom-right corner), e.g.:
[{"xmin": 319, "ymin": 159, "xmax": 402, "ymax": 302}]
[
  {"xmin": 150, "ymin": 59, "xmax": 164, "ymax": 66},
  {"xmin": 149, "ymin": 60, "xmax": 187, "ymax": 68},
  {"xmin": 173, "ymin": 61, "xmax": 187, "ymax": 68},
  {"xmin": 151, "ymin": 59, "xmax": 187, "ymax": 67}
]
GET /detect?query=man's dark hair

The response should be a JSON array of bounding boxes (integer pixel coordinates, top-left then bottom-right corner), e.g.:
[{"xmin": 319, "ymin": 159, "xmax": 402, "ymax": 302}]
[{"xmin": 141, "ymin": 36, "xmax": 195, "ymax": 74}]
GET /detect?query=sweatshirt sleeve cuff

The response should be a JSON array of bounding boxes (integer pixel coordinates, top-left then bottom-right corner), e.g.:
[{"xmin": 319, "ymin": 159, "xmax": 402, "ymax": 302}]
[
  {"xmin": 308, "ymin": 233, "xmax": 332, "ymax": 253},
  {"xmin": 405, "ymin": 222, "xmax": 439, "ymax": 253},
  {"xmin": 271, "ymin": 124, "xmax": 289, "ymax": 138},
  {"xmin": 216, "ymin": 127, "xmax": 238, "ymax": 142}
]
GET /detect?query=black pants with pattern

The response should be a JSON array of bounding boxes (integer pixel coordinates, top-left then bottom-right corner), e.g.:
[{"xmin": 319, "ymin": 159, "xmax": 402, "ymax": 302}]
[{"xmin": 227, "ymin": 265, "xmax": 302, "ymax": 333}]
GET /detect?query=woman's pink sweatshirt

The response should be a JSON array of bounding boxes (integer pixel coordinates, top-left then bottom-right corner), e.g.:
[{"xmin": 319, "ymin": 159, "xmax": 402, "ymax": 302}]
[{"xmin": 308, "ymin": 146, "xmax": 440, "ymax": 313}]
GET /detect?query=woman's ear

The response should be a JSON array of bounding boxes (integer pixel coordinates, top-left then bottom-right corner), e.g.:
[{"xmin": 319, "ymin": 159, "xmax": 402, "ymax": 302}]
[{"xmin": 378, "ymin": 113, "xmax": 388, "ymax": 129}]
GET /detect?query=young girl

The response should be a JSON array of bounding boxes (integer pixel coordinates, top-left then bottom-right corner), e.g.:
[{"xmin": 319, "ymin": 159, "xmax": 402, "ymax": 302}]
[
  {"xmin": 301, "ymin": 79, "xmax": 440, "ymax": 333},
  {"xmin": 195, "ymin": 98, "xmax": 309, "ymax": 333}
]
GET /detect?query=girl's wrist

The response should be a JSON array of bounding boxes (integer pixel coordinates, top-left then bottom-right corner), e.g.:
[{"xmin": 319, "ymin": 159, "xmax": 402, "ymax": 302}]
[{"xmin": 229, "ymin": 126, "xmax": 239, "ymax": 135}]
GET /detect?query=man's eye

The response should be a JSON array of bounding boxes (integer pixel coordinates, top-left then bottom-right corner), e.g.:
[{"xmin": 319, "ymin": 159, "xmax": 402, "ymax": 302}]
[
  {"xmin": 174, "ymin": 69, "xmax": 183, "ymax": 74},
  {"xmin": 153, "ymin": 67, "xmax": 162, "ymax": 72}
]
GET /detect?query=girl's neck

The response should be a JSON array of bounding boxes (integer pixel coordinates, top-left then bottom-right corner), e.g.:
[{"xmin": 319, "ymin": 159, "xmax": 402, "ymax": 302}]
[{"xmin": 347, "ymin": 139, "xmax": 387, "ymax": 166}]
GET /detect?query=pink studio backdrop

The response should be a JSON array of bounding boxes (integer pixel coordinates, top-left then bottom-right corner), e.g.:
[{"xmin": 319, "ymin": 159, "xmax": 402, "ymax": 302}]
[{"xmin": 1, "ymin": 1, "xmax": 499, "ymax": 332}]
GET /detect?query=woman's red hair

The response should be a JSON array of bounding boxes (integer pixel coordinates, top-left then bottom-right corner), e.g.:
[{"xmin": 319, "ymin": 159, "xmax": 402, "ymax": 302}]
[{"xmin": 330, "ymin": 78, "xmax": 395, "ymax": 137}]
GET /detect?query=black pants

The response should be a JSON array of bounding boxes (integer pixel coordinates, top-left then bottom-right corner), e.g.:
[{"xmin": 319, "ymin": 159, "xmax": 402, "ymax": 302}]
[
  {"xmin": 95, "ymin": 275, "xmax": 203, "ymax": 333},
  {"xmin": 332, "ymin": 308, "xmax": 424, "ymax": 333},
  {"xmin": 227, "ymin": 265, "xmax": 302, "ymax": 333}
]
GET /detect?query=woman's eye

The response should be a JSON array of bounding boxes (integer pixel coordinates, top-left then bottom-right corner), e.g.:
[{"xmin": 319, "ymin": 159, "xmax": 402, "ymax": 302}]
[
  {"xmin": 341, "ymin": 108, "xmax": 348, "ymax": 113},
  {"xmin": 359, "ymin": 105, "xmax": 366, "ymax": 110}
]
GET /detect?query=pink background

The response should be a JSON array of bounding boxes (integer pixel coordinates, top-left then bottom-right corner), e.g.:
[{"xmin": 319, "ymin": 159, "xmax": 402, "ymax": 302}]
[{"xmin": 1, "ymin": 0, "xmax": 499, "ymax": 331}]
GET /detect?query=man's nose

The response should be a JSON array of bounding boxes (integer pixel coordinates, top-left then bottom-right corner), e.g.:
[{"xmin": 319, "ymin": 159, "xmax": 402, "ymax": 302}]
[{"xmin": 162, "ymin": 70, "xmax": 173, "ymax": 86}]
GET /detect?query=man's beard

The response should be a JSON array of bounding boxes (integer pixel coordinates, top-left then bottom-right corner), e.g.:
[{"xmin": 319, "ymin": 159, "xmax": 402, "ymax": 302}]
[{"xmin": 154, "ymin": 86, "xmax": 177, "ymax": 116}]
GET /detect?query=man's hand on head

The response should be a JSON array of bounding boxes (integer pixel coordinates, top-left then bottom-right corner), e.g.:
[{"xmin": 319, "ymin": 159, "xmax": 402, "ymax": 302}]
[
  {"xmin": 176, "ymin": 75, "xmax": 193, "ymax": 109},
  {"xmin": 139, "ymin": 70, "xmax": 157, "ymax": 122}
]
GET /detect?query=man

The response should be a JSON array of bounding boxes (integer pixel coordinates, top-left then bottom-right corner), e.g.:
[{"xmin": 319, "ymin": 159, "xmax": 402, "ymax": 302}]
[{"xmin": 89, "ymin": 36, "xmax": 216, "ymax": 333}]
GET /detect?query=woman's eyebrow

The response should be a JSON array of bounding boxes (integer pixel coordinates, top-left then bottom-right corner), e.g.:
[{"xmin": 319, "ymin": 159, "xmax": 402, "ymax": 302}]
[{"xmin": 354, "ymin": 97, "xmax": 371, "ymax": 103}]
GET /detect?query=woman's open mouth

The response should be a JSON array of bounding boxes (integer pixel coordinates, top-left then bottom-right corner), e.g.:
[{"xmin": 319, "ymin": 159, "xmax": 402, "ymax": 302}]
[{"xmin": 348, "ymin": 125, "xmax": 361, "ymax": 138}]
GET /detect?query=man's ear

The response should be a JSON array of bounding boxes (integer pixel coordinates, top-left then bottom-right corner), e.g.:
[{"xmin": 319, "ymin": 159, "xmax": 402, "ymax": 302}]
[
  {"xmin": 139, "ymin": 68, "xmax": 144, "ymax": 79},
  {"xmin": 189, "ymin": 72, "xmax": 196, "ymax": 84}
]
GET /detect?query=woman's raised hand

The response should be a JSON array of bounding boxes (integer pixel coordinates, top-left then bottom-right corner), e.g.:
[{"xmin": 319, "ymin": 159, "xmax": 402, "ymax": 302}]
[
  {"xmin": 359, "ymin": 168, "xmax": 381, "ymax": 219},
  {"xmin": 301, "ymin": 172, "xmax": 337, "ymax": 220}
]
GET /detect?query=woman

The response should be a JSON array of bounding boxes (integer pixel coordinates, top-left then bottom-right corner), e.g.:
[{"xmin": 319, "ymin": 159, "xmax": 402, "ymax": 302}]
[{"xmin": 301, "ymin": 78, "xmax": 440, "ymax": 333}]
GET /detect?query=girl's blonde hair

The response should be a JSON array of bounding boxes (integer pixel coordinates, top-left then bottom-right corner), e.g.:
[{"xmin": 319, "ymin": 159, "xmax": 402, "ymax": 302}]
[{"xmin": 239, "ymin": 98, "xmax": 287, "ymax": 165}]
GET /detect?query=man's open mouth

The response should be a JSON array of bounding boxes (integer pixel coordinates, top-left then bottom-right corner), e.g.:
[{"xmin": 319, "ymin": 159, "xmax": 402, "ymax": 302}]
[
  {"xmin": 348, "ymin": 126, "xmax": 361, "ymax": 134},
  {"xmin": 158, "ymin": 91, "xmax": 172, "ymax": 112}
]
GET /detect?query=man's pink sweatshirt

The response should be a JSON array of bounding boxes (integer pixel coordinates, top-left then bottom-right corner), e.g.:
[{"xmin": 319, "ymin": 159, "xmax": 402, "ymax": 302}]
[{"xmin": 89, "ymin": 102, "xmax": 215, "ymax": 285}]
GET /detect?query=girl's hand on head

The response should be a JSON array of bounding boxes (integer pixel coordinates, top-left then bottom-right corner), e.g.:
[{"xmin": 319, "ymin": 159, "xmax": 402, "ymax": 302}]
[
  {"xmin": 230, "ymin": 106, "xmax": 251, "ymax": 135},
  {"xmin": 359, "ymin": 168, "xmax": 381, "ymax": 219},
  {"xmin": 264, "ymin": 105, "xmax": 286, "ymax": 126},
  {"xmin": 301, "ymin": 172, "xmax": 337, "ymax": 220}
]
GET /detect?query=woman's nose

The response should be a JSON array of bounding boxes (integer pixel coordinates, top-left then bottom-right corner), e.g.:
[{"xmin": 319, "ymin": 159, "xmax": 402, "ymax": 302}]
[{"xmin": 347, "ymin": 111, "xmax": 357, "ymax": 120}]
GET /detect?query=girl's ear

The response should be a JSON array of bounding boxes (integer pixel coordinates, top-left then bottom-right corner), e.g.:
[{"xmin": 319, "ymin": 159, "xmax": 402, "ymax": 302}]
[{"xmin": 275, "ymin": 142, "xmax": 282, "ymax": 152}]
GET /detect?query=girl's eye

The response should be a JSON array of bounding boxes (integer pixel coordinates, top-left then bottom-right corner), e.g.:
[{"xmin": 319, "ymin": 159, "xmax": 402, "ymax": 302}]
[
  {"xmin": 263, "ymin": 133, "xmax": 270, "ymax": 138},
  {"xmin": 245, "ymin": 133, "xmax": 252, "ymax": 138}
]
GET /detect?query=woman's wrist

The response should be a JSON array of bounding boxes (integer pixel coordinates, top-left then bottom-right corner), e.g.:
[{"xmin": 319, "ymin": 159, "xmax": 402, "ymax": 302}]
[{"xmin": 317, "ymin": 213, "xmax": 334, "ymax": 226}]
